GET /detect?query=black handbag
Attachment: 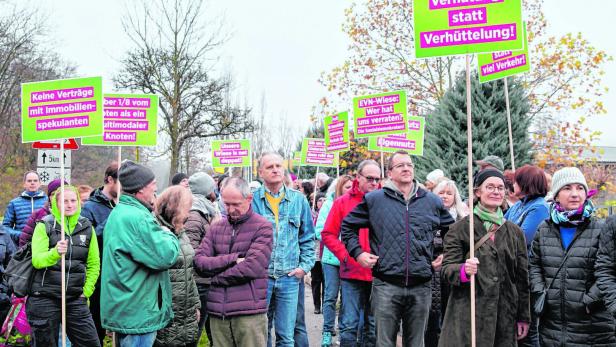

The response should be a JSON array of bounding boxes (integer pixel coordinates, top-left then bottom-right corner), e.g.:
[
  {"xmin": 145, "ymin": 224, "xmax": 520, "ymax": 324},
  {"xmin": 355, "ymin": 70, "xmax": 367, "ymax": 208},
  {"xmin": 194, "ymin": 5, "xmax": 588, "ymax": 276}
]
[
  {"xmin": 4, "ymin": 244, "xmax": 35, "ymax": 298},
  {"xmin": 532, "ymin": 250, "xmax": 572, "ymax": 316}
]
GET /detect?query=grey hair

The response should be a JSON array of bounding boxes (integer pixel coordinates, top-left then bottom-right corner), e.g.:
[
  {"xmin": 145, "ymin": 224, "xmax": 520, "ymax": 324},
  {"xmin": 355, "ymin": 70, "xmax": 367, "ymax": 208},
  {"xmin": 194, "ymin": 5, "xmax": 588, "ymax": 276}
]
[
  {"xmin": 326, "ymin": 178, "xmax": 338, "ymax": 196},
  {"xmin": 258, "ymin": 152, "xmax": 284, "ymax": 170},
  {"xmin": 221, "ymin": 177, "xmax": 251, "ymax": 198},
  {"xmin": 357, "ymin": 159, "xmax": 380, "ymax": 175}
]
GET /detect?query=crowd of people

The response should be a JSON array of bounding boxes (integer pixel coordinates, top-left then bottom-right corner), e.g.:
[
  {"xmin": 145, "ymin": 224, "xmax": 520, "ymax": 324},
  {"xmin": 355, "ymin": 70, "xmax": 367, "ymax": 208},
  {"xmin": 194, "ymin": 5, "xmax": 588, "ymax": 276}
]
[{"xmin": 1, "ymin": 151, "xmax": 616, "ymax": 347}]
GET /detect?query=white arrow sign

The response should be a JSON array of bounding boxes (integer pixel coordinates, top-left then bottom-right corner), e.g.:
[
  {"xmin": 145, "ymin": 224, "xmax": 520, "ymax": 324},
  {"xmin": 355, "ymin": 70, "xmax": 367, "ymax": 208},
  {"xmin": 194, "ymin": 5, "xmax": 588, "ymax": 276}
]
[{"xmin": 37, "ymin": 150, "xmax": 71, "ymax": 168}]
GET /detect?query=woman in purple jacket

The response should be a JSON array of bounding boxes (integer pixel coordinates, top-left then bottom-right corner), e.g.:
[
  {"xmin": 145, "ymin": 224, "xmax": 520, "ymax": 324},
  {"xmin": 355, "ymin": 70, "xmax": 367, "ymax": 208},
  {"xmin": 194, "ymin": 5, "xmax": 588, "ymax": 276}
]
[{"xmin": 194, "ymin": 177, "xmax": 273, "ymax": 347}]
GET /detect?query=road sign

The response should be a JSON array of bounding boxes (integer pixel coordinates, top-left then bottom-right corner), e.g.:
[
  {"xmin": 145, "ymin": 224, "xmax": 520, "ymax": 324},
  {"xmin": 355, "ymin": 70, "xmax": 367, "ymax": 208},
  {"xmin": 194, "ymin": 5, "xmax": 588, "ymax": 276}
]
[
  {"xmin": 32, "ymin": 138, "xmax": 79, "ymax": 150},
  {"xmin": 37, "ymin": 150, "xmax": 71, "ymax": 168},
  {"xmin": 37, "ymin": 167, "xmax": 71, "ymax": 185}
]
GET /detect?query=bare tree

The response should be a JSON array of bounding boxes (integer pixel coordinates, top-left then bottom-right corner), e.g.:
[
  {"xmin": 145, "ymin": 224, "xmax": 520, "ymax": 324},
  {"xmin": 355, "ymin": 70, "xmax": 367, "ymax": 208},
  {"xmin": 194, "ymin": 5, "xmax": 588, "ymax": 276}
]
[{"xmin": 114, "ymin": 0, "xmax": 253, "ymax": 179}]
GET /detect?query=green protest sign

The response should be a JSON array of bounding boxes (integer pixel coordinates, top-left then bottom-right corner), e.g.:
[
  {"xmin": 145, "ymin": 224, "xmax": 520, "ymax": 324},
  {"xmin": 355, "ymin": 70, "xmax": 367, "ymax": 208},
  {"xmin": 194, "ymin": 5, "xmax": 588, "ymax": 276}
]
[
  {"xmin": 413, "ymin": 0, "xmax": 523, "ymax": 58},
  {"xmin": 353, "ymin": 90, "xmax": 408, "ymax": 139},
  {"xmin": 477, "ymin": 22, "xmax": 529, "ymax": 83},
  {"xmin": 368, "ymin": 116, "xmax": 426, "ymax": 156},
  {"xmin": 324, "ymin": 112, "xmax": 350, "ymax": 152},
  {"xmin": 81, "ymin": 94, "xmax": 159, "ymax": 146},
  {"xmin": 21, "ymin": 77, "xmax": 103, "ymax": 142},
  {"xmin": 300, "ymin": 138, "xmax": 339, "ymax": 167},
  {"xmin": 292, "ymin": 151, "xmax": 302, "ymax": 168},
  {"xmin": 211, "ymin": 139, "xmax": 251, "ymax": 168}
]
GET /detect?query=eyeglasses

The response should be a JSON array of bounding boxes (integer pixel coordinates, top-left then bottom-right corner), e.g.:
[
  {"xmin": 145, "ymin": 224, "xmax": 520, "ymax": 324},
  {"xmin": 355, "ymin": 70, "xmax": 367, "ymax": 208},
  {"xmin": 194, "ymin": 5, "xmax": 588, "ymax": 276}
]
[
  {"xmin": 359, "ymin": 174, "xmax": 381, "ymax": 183},
  {"xmin": 391, "ymin": 162, "xmax": 415, "ymax": 170},
  {"xmin": 484, "ymin": 185, "xmax": 506, "ymax": 194}
]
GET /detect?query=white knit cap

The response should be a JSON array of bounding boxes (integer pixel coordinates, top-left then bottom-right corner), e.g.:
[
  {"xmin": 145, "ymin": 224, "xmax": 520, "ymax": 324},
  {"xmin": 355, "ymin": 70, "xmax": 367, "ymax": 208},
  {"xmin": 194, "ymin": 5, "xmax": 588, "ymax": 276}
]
[
  {"xmin": 426, "ymin": 169, "xmax": 445, "ymax": 183},
  {"xmin": 550, "ymin": 167, "xmax": 588, "ymax": 198}
]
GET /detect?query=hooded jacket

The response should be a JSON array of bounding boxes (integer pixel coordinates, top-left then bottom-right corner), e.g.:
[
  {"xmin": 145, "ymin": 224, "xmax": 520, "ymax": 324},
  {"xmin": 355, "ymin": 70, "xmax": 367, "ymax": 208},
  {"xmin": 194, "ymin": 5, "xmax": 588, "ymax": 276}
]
[
  {"xmin": 30, "ymin": 186, "xmax": 100, "ymax": 299},
  {"xmin": 321, "ymin": 180, "xmax": 372, "ymax": 281},
  {"xmin": 341, "ymin": 180, "xmax": 454, "ymax": 286},
  {"xmin": 3, "ymin": 190, "xmax": 46, "ymax": 239}
]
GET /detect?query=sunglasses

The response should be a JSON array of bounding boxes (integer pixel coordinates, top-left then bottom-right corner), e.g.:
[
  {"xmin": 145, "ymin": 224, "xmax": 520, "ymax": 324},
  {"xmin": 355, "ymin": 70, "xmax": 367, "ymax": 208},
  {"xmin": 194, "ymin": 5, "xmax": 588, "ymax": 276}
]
[{"xmin": 360, "ymin": 174, "xmax": 381, "ymax": 183}]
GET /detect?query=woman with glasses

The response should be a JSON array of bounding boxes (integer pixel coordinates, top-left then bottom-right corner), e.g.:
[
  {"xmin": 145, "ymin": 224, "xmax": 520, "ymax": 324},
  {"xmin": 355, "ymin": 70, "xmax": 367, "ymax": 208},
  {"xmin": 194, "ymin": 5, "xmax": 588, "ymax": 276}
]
[
  {"xmin": 529, "ymin": 167, "xmax": 615, "ymax": 346},
  {"xmin": 440, "ymin": 169, "xmax": 530, "ymax": 347}
]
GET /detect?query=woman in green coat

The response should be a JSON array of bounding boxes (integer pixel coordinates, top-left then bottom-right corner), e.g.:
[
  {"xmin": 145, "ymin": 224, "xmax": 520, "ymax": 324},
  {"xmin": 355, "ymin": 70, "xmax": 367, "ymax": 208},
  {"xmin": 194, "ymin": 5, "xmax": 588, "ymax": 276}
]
[
  {"xmin": 154, "ymin": 186, "xmax": 201, "ymax": 347},
  {"xmin": 439, "ymin": 169, "xmax": 530, "ymax": 347}
]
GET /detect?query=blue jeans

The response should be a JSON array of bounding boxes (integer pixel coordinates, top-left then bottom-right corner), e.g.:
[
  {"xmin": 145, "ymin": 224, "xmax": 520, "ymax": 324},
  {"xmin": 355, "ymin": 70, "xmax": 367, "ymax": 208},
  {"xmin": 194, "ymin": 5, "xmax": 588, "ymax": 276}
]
[
  {"xmin": 267, "ymin": 276, "xmax": 300, "ymax": 347},
  {"xmin": 340, "ymin": 279, "xmax": 375, "ymax": 347},
  {"xmin": 322, "ymin": 263, "xmax": 341, "ymax": 333},
  {"xmin": 294, "ymin": 281, "xmax": 309, "ymax": 347},
  {"xmin": 116, "ymin": 332, "xmax": 156, "ymax": 347}
]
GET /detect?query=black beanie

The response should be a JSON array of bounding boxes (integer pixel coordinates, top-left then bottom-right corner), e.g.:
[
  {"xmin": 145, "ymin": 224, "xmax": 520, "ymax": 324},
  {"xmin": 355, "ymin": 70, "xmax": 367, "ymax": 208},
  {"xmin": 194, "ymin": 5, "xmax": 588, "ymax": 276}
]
[
  {"xmin": 119, "ymin": 160, "xmax": 156, "ymax": 193},
  {"xmin": 473, "ymin": 169, "xmax": 505, "ymax": 188},
  {"xmin": 171, "ymin": 172, "xmax": 188, "ymax": 185}
]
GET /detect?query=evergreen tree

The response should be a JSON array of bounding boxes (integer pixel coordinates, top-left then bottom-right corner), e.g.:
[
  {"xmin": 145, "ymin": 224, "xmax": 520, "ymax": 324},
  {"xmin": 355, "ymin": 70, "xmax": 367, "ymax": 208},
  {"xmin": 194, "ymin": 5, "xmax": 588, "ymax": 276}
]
[{"xmin": 415, "ymin": 72, "xmax": 532, "ymax": 196}]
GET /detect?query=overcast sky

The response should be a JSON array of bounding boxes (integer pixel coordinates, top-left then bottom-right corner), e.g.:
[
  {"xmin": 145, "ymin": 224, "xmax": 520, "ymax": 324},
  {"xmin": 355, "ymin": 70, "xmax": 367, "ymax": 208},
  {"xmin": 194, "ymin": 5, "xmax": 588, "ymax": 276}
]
[{"xmin": 33, "ymin": 0, "xmax": 616, "ymax": 147}]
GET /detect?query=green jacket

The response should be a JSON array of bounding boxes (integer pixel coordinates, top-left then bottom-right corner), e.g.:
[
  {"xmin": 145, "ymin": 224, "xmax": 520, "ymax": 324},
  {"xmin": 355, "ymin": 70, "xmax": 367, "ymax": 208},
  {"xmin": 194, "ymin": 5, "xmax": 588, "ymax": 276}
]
[{"xmin": 101, "ymin": 194, "xmax": 180, "ymax": 334}]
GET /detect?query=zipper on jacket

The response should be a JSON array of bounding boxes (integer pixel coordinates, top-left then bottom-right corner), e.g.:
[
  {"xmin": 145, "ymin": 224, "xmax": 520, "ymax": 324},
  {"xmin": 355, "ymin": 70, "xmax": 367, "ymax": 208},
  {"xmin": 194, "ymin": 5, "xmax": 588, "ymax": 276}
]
[{"xmin": 405, "ymin": 203, "xmax": 410, "ymax": 286}]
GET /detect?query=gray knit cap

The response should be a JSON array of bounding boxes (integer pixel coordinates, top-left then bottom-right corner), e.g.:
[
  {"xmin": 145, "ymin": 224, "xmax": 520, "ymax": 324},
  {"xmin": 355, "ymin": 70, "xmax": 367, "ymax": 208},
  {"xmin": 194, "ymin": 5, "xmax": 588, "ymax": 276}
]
[
  {"xmin": 188, "ymin": 172, "xmax": 216, "ymax": 197},
  {"xmin": 119, "ymin": 160, "xmax": 155, "ymax": 194},
  {"xmin": 550, "ymin": 167, "xmax": 588, "ymax": 197}
]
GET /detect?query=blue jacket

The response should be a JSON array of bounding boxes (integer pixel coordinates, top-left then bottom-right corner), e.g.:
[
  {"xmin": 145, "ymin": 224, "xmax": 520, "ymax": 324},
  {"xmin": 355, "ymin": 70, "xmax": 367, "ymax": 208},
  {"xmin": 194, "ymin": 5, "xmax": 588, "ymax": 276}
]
[
  {"xmin": 0, "ymin": 226, "xmax": 16, "ymax": 305},
  {"xmin": 252, "ymin": 185, "xmax": 315, "ymax": 278},
  {"xmin": 2, "ymin": 190, "xmax": 46, "ymax": 241},
  {"xmin": 81, "ymin": 187, "xmax": 116, "ymax": 237},
  {"xmin": 504, "ymin": 196, "xmax": 549, "ymax": 250},
  {"xmin": 315, "ymin": 193, "xmax": 339, "ymax": 266}
]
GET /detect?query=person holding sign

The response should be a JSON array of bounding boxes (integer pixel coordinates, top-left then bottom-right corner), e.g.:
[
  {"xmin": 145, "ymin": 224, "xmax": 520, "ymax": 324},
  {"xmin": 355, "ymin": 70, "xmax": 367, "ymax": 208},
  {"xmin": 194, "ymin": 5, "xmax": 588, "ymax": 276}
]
[
  {"xmin": 440, "ymin": 169, "xmax": 530, "ymax": 346},
  {"xmin": 27, "ymin": 186, "xmax": 101, "ymax": 347},
  {"xmin": 251, "ymin": 153, "xmax": 315, "ymax": 347},
  {"xmin": 341, "ymin": 151, "xmax": 454, "ymax": 346}
]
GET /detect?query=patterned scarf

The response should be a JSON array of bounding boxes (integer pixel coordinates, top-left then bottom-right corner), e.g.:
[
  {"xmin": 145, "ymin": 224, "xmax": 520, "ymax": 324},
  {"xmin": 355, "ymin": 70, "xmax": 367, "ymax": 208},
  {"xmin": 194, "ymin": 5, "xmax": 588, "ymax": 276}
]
[
  {"xmin": 550, "ymin": 199, "xmax": 595, "ymax": 226},
  {"xmin": 474, "ymin": 203, "xmax": 504, "ymax": 232}
]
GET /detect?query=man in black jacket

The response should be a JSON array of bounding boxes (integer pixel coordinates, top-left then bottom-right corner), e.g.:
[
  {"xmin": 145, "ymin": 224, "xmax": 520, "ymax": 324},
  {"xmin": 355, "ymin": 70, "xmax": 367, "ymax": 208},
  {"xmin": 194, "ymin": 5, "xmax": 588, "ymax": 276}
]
[{"xmin": 341, "ymin": 150, "xmax": 454, "ymax": 347}]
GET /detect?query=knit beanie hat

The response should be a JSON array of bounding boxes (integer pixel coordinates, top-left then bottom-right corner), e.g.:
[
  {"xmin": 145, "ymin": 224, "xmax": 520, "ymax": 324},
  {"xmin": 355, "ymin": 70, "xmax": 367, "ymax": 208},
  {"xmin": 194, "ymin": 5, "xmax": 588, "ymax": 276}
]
[
  {"xmin": 47, "ymin": 178, "xmax": 68, "ymax": 197},
  {"xmin": 473, "ymin": 169, "xmax": 505, "ymax": 188},
  {"xmin": 550, "ymin": 167, "xmax": 588, "ymax": 198},
  {"xmin": 426, "ymin": 169, "xmax": 445, "ymax": 183},
  {"xmin": 188, "ymin": 172, "xmax": 216, "ymax": 197},
  {"xmin": 119, "ymin": 161, "xmax": 155, "ymax": 194},
  {"xmin": 171, "ymin": 172, "xmax": 189, "ymax": 185}
]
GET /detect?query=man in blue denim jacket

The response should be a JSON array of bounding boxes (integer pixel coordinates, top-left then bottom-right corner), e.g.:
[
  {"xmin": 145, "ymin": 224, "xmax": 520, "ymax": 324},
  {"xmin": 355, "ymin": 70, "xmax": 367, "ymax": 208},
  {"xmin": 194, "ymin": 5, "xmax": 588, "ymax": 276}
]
[{"xmin": 252, "ymin": 152, "xmax": 315, "ymax": 347}]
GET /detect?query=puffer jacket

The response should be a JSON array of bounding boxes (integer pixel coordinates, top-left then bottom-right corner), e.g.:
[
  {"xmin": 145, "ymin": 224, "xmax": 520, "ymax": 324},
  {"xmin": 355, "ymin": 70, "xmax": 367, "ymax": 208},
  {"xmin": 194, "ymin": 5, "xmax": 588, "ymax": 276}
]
[
  {"xmin": 341, "ymin": 181, "xmax": 454, "ymax": 286},
  {"xmin": 194, "ymin": 208, "xmax": 273, "ymax": 318},
  {"xmin": 596, "ymin": 215, "xmax": 616, "ymax": 319},
  {"xmin": 184, "ymin": 209, "xmax": 214, "ymax": 285},
  {"xmin": 155, "ymin": 219, "xmax": 200, "ymax": 347},
  {"xmin": 3, "ymin": 190, "xmax": 46, "ymax": 240},
  {"xmin": 529, "ymin": 217, "xmax": 615, "ymax": 346},
  {"xmin": 19, "ymin": 206, "xmax": 50, "ymax": 247}
]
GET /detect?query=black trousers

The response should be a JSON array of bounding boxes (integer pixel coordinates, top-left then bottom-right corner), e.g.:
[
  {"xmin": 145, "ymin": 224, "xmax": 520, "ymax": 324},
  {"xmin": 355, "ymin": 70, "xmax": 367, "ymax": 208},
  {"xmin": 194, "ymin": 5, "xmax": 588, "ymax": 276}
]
[
  {"xmin": 26, "ymin": 295, "xmax": 101, "ymax": 347},
  {"xmin": 311, "ymin": 261, "xmax": 324, "ymax": 310}
]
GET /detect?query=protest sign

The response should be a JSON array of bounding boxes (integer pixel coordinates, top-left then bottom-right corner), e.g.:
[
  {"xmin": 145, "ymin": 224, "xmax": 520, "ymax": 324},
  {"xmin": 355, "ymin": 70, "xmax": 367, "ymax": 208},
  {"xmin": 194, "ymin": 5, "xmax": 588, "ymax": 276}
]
[
  {"xmin": 368, "ymin": 116, "xmax": 425, "ymax": 156},
  {"xmin": 300, "ymin": 138, "xmax": 338, "ymax": 167},
  {"xmin": 211, "ymin": 139, "xmax": 251, "ymax": 168},
  {"xmin": 292, "ymin": 151, "xmax": 302, "ymax": 168},
  {"xmin": 353, "ymin": 91, "xmax": 408, "ymax": 138},
  {"xmin": 81, "ymin": 94, "xmax": 159, "ymax": 146},
  {"xmin": 413, "ymin": 0, "xmax": 523, "ymax": 58},
  {"xmin": 477, "ymin": 22, "xmax": 530, "ymax": 83},
  {"xmin": 324, "ymin": 112, "xmax": 350, "ymax": 152},
  {"xmin": 21, "ymin": 77, "xmax": 103, "ymax": 142}
]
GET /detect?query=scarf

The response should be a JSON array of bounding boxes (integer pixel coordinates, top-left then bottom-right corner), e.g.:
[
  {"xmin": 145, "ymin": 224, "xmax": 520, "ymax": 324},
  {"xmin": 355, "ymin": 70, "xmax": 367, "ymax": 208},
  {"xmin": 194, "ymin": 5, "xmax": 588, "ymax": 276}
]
[
  {"xmin": 448, "ymin": 207, "xmax": 458, "ymax": 221},
  {"xmin": 191, "ymin": 193, "xmax": 219, "ymax": 219},
  {"xmin": 474, "ymin": 203, "xmax": 504, "ymax": 232},
  {"xmin": 550, "ymin": 199, "xmax": 595, "ymax": 226}
]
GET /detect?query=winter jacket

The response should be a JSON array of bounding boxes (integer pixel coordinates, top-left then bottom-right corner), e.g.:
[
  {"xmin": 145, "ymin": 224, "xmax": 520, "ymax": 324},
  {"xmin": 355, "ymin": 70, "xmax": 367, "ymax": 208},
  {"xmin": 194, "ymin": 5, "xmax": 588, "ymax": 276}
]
[
  {"xmin": 529, "ymin": 217, "xmax": 615, "ymax": 346},
  {"xmin": 194, "ymin": 208, "xmax": 273, "ymax": 318},
  {"xmin": 81, "ymin": 187, "xmax": 116, "ymax": 238},
  {"xmin": 3, "ymin": 190, "xmax": 46, "ymax": 240},
  {"xmin": 155, "ymin": 222, "xmax": 200, "ymax": 347},
  {"xmin": 504, "ymin": 196, "xmax": 549, "ymax": 250},
  {"xmin": 439, "ymin": 215, "xmax": 530, "ymax": 347},
  {"xmin": 251, "ymin": 185, "xmax": 315, "ymax": 278},
  {"xmin": 341, "ymin": 181, "xmax": 454, "ymax": 286},
  {"xmin": 315, "ymin": 192, "xmax": 339, "ymax": 266},
  {"xmin": 597, "ymin": 215, "xmax": 616, "ymax": 319},
  {"xmin": 0, "ymin": 226, "xmax": 16, "ymax": 306},
  {"xmin": 30, "ymin": 186, "xmax": 100, "ymax": 299},
  {"xmin": 101, "ymin": 194, "xmax": 180, "ymax": 334},
  {"xmin": 322, "ymin": 180, "xmax": 371, "ymax": 281},
  {"xmin": 184, "ymin": 209, "xmax": 215, "ymax": 285},
  {"xmin": 19, "ymin": 206, "xmax": 50, "ymax": 248}
]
